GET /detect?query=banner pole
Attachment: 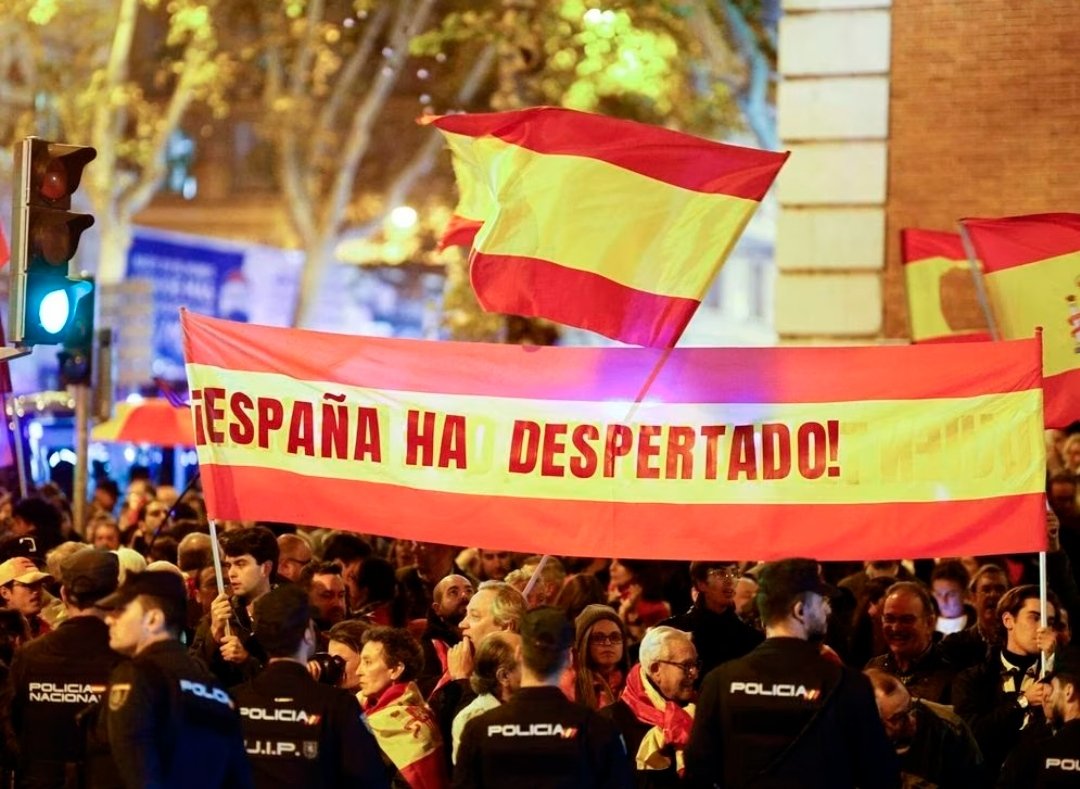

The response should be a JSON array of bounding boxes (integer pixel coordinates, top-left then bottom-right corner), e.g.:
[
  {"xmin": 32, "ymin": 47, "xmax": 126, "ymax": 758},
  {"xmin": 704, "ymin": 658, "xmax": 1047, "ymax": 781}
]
[
  {"xmin": 1040, "ymin": 549, "xmax": 1049, "ymax": 676},
  {"xmin": 209, "ymin": 519, "xmax": 231, "ymax": 638},
  {"xmin": 522, "ymin": 554, "xmax": 550, "ymax": 602},
  {"xmin": 958, "ymin": 223, "xmax": 1000, "ymax": 340}
]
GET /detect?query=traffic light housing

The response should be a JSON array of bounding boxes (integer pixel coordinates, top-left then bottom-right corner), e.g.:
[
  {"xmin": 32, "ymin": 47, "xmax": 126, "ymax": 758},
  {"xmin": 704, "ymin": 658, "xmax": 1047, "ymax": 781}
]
[
  {"xmin": 57, "ymin": 275, "xmax": 95, "ymax": 387},
  {"xmin": 8, "ymin": 137, "xmax": 96, "ymax": 347}
]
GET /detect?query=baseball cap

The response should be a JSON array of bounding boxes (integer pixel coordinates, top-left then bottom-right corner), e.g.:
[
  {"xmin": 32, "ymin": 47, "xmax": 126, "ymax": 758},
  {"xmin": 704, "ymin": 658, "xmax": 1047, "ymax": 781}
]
[
  {"xmin": 61, "ymin": 550, "xmax": 119, "ymax": 600},
  {"xmin": 95, "ymin": 570, "xmax": 188, "ymax": 629},
  {"xmin": 0, "ymin": 557, "xmax": 51, "ymax": 587},
  {"xmin": 520, "ymin": 606, "xmax": 574, "ymax": 654},
  {"xmin": 757, "ymin": 558, "xmax": 838, "ymax": 603}
]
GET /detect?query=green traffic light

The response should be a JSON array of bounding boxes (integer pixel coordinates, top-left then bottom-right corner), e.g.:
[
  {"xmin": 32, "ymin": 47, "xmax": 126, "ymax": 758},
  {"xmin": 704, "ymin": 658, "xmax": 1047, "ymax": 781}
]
[{"xmin": 38, "ymin": 289, "xmax": 71, "ymax": 334}]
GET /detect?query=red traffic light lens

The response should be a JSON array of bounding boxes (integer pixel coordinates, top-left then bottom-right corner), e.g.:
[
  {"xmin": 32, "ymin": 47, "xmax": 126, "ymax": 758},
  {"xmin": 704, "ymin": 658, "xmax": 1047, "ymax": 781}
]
[{"xmin": 41, "ymin": 161, "xmax": 69, "ymax": 201}]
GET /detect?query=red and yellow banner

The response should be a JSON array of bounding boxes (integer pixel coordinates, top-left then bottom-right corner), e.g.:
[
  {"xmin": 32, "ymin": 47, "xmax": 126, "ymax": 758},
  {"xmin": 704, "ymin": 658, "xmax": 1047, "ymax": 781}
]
[
  {"xmin": 182, "ymin": 310, "xmax": 1047, "ymax": 561},
  {"xmin": 961, "ymin": 213, "xmax": 1080, "ymax": 428},
  {"xmin": 900, "ymin": 229, "xmax": 991, "ymax": 344},
  {"xmin": 425, "ymin": 107, "xmax": 788, "ymax": 348}
]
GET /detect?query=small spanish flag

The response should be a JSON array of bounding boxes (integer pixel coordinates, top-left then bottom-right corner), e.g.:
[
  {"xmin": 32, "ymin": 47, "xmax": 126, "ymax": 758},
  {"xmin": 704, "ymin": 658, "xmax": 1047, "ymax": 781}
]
[
  {"xmin": 960, "ymin": 212, "xmax": 1080, "ymax": 428},
  {"xmin": 425, "ymin": 107, "xmax": 788, "ymax": 348},
  {"xmin": 900, "ymin": 228, "xmax": 990, "ymax": 344}
]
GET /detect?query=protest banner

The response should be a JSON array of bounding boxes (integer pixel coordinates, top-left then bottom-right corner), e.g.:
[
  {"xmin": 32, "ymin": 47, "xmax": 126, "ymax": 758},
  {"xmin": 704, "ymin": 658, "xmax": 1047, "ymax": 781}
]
[
  {"xmin": 425, "ymin": 107, "xmax": 788, "ymax": 348},
  {"xmin": 183, "ymin": 310, "xmax": 1046, "ymax": 561},
  {"xmin": 900, "ymin": 228, "xmax": 990, "ymax": 344}
]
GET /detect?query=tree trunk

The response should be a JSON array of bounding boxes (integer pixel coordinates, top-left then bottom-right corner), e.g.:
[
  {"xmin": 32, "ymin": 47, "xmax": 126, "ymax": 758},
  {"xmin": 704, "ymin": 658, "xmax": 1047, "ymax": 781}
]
[{"xmin": 95, "ymin": 211, "xmax": 132, "ymax": 285}]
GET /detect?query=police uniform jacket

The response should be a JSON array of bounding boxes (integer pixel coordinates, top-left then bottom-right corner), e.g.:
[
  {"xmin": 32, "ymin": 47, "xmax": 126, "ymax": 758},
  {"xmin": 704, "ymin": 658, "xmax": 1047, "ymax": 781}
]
[
  {"xmin": 685, "ymin": 637, "xmax": 900, "ymax": 789},
  {"xmin": 1025, "ymin": 719, "xmax": 1080, "ymax": 788},
  {"xmin": 92, "ymin": 638, "xmax": 252, "ymax": 789},
  {"xmin": 453, "ymin": 685, "xmax": 633, "ymax": 789},
  {"xmin": 6, "ymin": 615, "xmax": 123, "ymax": 789},
  {"xmin": 230, "ymin": 660, "xmax": 390, "ymax": 789}
]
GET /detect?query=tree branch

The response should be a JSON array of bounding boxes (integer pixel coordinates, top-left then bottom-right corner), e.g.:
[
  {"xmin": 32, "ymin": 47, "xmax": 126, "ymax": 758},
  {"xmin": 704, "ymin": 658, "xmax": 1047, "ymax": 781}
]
[
  {"xmin": 719, "ymin": 0, "xmax": 778, "ymax": 150},
  {"xmin": 90, "ymin": 0, "xmax": 138, "ymax": 203}
]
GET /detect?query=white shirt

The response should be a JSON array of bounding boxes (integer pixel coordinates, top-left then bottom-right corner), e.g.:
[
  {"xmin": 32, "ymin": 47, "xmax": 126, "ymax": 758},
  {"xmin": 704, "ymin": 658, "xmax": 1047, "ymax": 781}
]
[{"xmin": 451, "ymin": 692, "xmax": 501, "ymax": 764}]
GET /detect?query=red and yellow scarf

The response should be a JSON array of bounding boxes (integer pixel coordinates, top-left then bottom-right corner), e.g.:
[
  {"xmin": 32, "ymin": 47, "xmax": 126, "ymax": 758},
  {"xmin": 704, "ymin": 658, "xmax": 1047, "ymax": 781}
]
[{"xmin": 620, "ymin": 665, "xmax": 695, "ymax": 775}]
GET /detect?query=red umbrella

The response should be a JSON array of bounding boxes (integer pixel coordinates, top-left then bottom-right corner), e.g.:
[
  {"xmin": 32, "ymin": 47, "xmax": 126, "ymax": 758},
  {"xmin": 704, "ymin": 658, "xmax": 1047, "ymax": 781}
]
[{"xmin": 92, "ymin": 398, "xmax": 195, "ymax": 446}]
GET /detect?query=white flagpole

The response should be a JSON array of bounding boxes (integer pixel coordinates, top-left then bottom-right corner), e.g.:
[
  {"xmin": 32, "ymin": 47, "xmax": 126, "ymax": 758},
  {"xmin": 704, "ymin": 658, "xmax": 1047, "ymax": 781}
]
[{"xmin": 209, "ymin": 519, "xmax": 232, "ymax": 638}]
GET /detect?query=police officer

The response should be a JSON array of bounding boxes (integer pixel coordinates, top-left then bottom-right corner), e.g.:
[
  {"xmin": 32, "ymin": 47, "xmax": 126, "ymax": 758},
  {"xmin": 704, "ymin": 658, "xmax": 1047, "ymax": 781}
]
[
  {"xmin": 685, "ymin": 558, "xmax": 900, "ymax": 789},
  {"xmin": 6, "ymin": 549, "xmax": 122, "ymax": 788},
  {"xmin": 231, "ymin": 584, "xmax": 389, "ymax": 788},
  {"xmin": 92, "ymin": 570, "xmax": 252, "ymax": 788},
  {"xmin": 1000, "ymin": 644, "xmax": 1080, "ymax": 787},
  {"xmin": 454, "ymin": 606, "xmax": 632, "ymax": 788}
]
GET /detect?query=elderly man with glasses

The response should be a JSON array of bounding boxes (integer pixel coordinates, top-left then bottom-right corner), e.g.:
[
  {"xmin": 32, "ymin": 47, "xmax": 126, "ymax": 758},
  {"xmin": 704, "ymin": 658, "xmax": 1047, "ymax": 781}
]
[{"xmin": 659, "ymin": 561, "xmax": 762, "ymax": 678}]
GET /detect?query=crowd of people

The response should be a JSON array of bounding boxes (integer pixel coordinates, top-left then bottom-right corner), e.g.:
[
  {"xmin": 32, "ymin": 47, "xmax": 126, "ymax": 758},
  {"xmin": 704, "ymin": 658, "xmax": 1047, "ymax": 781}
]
[{"xmin": 0, "ymin": 427, "xmax": 1075, "ymax": 786}]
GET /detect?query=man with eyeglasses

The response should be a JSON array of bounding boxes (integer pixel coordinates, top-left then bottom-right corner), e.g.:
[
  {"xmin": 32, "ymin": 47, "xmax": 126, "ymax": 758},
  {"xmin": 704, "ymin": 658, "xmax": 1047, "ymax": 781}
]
[
  {"xmin": 659, "ymin": 561, "xmax": 762, "ymax": 679},
  {"xmin": 603, "ymin": 626, "xmax": 697, "ymax": 787},
  {"xmin": 686, "ymin": 558, "xmax": 899, "ymax": 789},
  {"xmin": 864, "ymin": 668, "xmax": 985, "ymax": 788}
]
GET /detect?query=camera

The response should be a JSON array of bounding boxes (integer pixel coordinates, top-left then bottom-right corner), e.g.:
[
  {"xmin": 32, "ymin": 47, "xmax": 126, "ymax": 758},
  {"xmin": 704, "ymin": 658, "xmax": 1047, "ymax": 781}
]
[{"xmin": 309, "ymin": 652, "xmax": 345, "ymax": 686}]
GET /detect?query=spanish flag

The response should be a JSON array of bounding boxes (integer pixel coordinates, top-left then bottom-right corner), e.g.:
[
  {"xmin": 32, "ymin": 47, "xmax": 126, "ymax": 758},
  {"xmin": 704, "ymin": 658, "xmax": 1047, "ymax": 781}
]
[
  {"xmin": 426, "ymin": 107, "xmax": 788, "ymax": 347},
  {"xmin": 961, "ymin": 213, "xmax": 1080, "ymax": 428},
  {"xmin": 900, "ymin": 228, "xmax": 990, "ymax": 344}
]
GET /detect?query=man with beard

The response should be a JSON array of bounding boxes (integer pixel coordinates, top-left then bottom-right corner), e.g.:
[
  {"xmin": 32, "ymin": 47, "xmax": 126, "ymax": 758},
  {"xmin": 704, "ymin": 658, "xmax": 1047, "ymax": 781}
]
[
  {"xmin": 865, "ymin": 669, "xmax": 985, "ymax": 788},
  {"xmin": 998, "ymin": 645, "xmax": 1080, "ymax": 787},
  {"xmin": 418, "ymin": 574, "xmax": 473, "ymax": 696},
  {"xmin": 191, "ymin": 527, "xmax": 278, "ymax": 685},
  {"xmin": 478, "ymin": 550, "xmax": 515, "ymax": 582},
  {"xmin": 603, "ymin": 626, "xmax": 698, "ymax": 788},
  {"xmin": 660, "ymin": 561, "xmax": 762, "ymax": 679},
  {"xmin": 686, "ymin": 558, "xmax": 899, "ymax": 789},
  {"xmin": 299, "ymin": 561, "xmax": 347, "ymax": 634}
]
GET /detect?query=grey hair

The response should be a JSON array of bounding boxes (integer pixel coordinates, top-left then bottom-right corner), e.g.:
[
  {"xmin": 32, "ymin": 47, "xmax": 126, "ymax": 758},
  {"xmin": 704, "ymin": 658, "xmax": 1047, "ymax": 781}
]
[
  {"xmin": 477, "ymin": 580, "xmax": 527, "ymax": 632},
  {"xmin": 639, "ymin": 625, "xmax": 693, "ymax": 669}
]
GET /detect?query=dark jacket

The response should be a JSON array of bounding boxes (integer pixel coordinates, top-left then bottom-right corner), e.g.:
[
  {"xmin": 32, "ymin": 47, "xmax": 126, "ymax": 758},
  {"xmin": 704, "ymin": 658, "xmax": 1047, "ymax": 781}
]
[
  {"xmin": 6, "ymin": 615, "xmax": 123, "ymax": 789},
  {"xmin": 685, "ymin": 637, "xmax": 900, "ymax": 789},
  {"xmin": 999, "ymin": 718, "xmax": 1080, "ymax": 788},
  {"xmin": 231, "ymin": 660, "xmax": 389, "ymax": 789},
  {"xmin": 863, "ymin": 639, "xmax": 956, "ymax": 703},
  {"xmin": 898, "ymin": 700, "xmax": 986, "ymax": 788},
  {"xmin": 940, "ymin": 622, "xmax": 995, "ymax": 672},
  {"xmin": 190, "ymin": 596, "xmax": 266, "ymax": 687},
  {"xmin": 658, "ymin": 604, "xmax": 762, "ymax": 678},
  {"xmin": 953, "ymin": 649, "xmax": 1039, "ymax": 774},
  {"xmin": 419, "ymin": 610, "xmax": 462, "ymax": 698},
  {"xmin": 454, "ymin": 686, "xmax": 632, "ymax": 789},
  {"xmin": 90, "ymin": 639, "xmax": 252, "ymax": 789},
  {"xmin": 601, "ymin": 699, "xmax": 681, "ymax": 789}
]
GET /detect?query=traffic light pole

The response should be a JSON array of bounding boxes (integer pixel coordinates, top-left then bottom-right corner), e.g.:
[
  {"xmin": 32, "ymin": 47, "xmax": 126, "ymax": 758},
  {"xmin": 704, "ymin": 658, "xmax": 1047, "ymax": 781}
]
[{"xmin": 72, "ymin": 383, "xmax": 90, "ymax": 536}]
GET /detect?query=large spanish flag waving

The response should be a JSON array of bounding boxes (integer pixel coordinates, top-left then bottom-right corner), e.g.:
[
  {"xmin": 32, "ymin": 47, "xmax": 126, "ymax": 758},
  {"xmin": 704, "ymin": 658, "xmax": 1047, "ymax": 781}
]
[
  {"xmin": 900, "ymin": 229, "xmax": 990, "ymax": 344},
  {"xmin": 183, "ymin": 310, "xmax": 1046, "ymax": 561},
  {"xmin": 961, "ymin": 213, "xmax": 1080, "ymax": 428},
  {"xmin": 425, "ymin": 107, "xmax": 788, "ymax": 348}
]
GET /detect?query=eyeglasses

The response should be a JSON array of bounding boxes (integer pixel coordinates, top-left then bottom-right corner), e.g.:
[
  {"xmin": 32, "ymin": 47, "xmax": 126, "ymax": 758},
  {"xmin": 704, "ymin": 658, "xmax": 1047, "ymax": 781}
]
[
  {"xmin": 706, "ymin": 567, "xmax": 739, "ymax": 581},
  {"xmin": 656, "ymin": 659, "xmax": 701, "ymax": 675},
  {"xmin": 589, "ymin": 632, "xmax": 624, "ymax": 646},
  {"xmin": 146, "ymin": 509, "xmax": 168, "ymax": 517}
]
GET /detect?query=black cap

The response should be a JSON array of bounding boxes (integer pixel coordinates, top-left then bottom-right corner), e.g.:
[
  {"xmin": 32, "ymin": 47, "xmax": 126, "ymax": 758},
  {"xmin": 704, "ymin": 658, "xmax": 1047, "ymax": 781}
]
[
  {"xmin": 1052, "ymin": 645, "xmax": 1080, "ymax": 679},
  {"xmin": 521, "ymin": 606, "xmax": 573, "ymax": 654},
  {"xmin": 758, "ymin": 558, "xmax": 838, "ymax": 602},
  {"xmin": 96, "ymin": 570, "xmax": 188, "ymax": 630},
  {"xmin": 61, "ymin": 550, "xmax": 119, "ymax": 600}
]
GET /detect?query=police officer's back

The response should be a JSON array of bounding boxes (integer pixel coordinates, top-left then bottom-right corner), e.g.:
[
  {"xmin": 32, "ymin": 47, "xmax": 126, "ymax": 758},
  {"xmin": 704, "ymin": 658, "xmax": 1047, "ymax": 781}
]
[
  {"xmin": 231, "ymin": 584, "xmax": 389, "ymax": 788},
  {"xmin": 685, "ymin": 558, "xmax": 900, "ymax": 789},
  {"xmin": 454, "ymin": 606, "xmax": 632, "ymax": 789},
  {"xmin": 6, "ymin": 549, "xmax": 123, "ymax": 789},
  {"xmin": 92, "ymin": 570, "xmax": 252, "ymax": 789}
]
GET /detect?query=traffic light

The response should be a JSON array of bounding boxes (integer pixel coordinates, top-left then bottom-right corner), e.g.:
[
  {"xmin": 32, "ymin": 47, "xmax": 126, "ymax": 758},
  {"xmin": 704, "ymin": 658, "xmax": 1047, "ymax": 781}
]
[
  {"xmin": 8, "ymin": 137, "xmax": 96, "ymax": 347},
  {"xmin": 57, "ymin": 274, "xmax": 94, "ymax": 386}
]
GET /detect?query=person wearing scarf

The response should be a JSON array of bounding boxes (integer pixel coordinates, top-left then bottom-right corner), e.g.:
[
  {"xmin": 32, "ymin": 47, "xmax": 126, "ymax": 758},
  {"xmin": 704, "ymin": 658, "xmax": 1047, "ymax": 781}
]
[
  {"xmin": 569, "ymin": 604, "xmax": 629, "ymax": 709},
  {"xmin": 602, "ymin": 626, "xmax": 697, "ymax": 787},
  {"xmin": 358, "ymin": 626, "xmax": 449, "ymax": 789}
]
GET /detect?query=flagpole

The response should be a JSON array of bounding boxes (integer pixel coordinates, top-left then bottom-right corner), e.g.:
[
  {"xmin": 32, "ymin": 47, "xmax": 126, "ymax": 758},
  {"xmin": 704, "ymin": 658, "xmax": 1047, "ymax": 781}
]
[
  {"xmin": 522, "ymin": 554, "xmax": 550, "ymax": 602},
  {"xmin": 957, "ymin": 223, "xmax": 1000, "ymax": 340},
  {"xmin": 209, "ymin": 519, "xmax": 232, "ymax": 638}
]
